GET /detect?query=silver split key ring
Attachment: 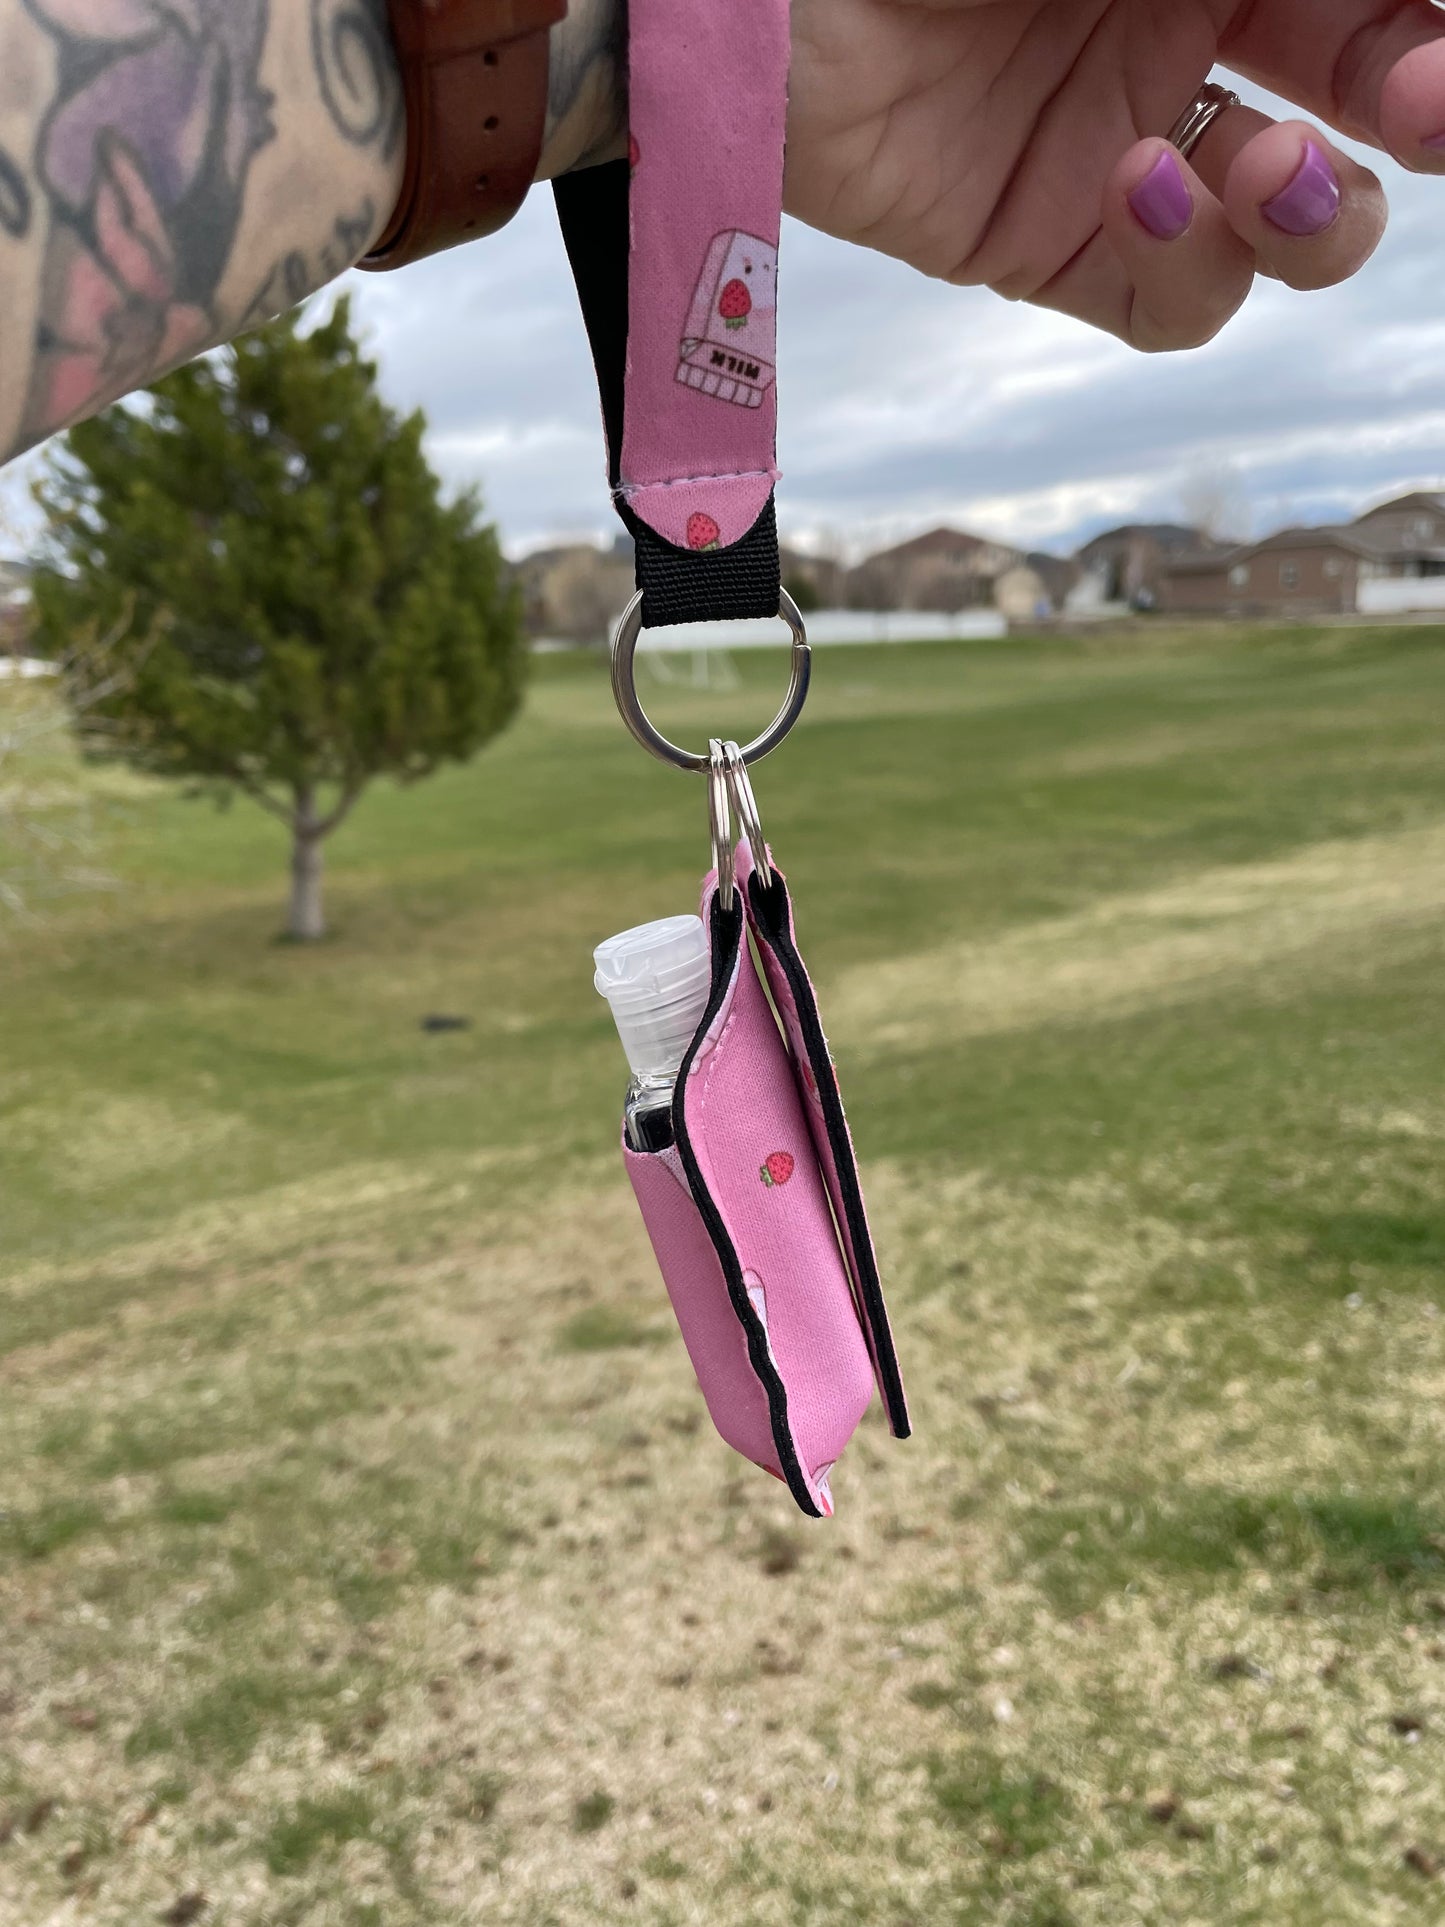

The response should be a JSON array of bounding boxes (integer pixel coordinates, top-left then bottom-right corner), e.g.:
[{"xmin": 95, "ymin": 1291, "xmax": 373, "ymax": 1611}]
[
  {"xmin": 611, "ymin": 589, "xmax": 812, "ymax": 773},
  {"xmin": 722, "ymin": 740, "xmax": 770, "ymax": 883},
  {"xmin": 708, "ymin": 738, "xmax": 736, "ymax": 912}
]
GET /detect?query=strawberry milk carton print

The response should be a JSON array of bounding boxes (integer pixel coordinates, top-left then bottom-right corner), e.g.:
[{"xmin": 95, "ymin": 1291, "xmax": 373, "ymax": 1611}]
[{"xmin": 677, "ymin": 230, "xmax": 778, "ymax": 411}]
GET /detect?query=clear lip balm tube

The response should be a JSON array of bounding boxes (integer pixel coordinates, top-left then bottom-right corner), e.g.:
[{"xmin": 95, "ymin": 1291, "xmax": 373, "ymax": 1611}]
[{"xmin": 594, "ymin": 915, "xmax": 713, "ymax": 1153}]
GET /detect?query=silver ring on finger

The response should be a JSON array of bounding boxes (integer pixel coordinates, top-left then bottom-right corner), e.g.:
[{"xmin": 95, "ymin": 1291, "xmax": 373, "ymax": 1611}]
[{"xmin": 1168, "ymin": 82, "xmax": 1243, "ymax": 162}]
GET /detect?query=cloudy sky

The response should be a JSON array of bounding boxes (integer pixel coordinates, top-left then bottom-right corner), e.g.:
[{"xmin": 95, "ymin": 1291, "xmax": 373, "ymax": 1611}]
[
  {"xmin": 343, "ymin": 76, "xmax": 1445, "ymax": 565},
  {"xmin": 4, "ymin": 79, "xmax": 1440, "ymax": 568}
]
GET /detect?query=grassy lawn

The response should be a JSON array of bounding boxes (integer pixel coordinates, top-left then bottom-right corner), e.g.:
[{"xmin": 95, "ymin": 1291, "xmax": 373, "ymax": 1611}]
[{"xmin": 3, "ymin": 623, "xmax": 1445, "ymax": 1924}]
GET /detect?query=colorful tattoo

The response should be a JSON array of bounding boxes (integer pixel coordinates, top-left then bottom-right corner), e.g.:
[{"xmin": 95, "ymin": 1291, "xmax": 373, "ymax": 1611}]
[{"xmin": 17, "ymin": 0, "xmax": 276, "ymax": 449}]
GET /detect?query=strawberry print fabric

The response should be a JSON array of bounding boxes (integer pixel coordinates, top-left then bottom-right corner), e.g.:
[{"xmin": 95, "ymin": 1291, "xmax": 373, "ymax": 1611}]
[
  {"xmin": 620, "ymin": 0, "xmax": 789, "ymax": 554},
  {"xmin": 736, "ymin": 841, "xmax": 911, "ymax": 1440},
  {"xmin": 623, "ymin": 875, "xmax": 883, "ymax": 1517}
]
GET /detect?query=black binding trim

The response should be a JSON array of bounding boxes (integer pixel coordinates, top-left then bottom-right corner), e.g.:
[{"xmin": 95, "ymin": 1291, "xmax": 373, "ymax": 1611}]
[
  {"xmin": 671, "ymin": 891, "xmax": 822, "ymax": 1518},
  {"xmin": 554, "ymin": 163, "xmax": 628, "ymax": 491},
  {"xmin": 554, "ymin": 163, "xmax": 783, "ymax": 629},
  {"xmin": 748, "ymin": 867, "xmax": 913, "ymax": 1440}
]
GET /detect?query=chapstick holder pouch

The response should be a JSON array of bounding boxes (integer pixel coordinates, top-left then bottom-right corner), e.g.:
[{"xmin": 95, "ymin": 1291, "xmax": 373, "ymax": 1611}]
[{"xmin": 623, "ymin": 845, "xmax": 910, "ymax": 1517}]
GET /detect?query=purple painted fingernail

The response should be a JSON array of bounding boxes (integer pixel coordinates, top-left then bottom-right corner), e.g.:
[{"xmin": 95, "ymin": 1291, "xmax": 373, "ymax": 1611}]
[
  {"xmin": 1127, "ymin": 149, "xmax": 1193, "ymax": 241},
  {"xmin": 1261, "ymin": 140, "xmax": 1342, "ymax": 236},
  {"xmin": 1423, "ymin": 131, "xmax": 1445, "ymax": 151}
]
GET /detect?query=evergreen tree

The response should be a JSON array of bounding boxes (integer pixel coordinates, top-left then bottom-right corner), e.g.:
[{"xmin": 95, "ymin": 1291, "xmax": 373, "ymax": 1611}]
[{"xmin": 32, "ymin": 298, "xmax": 524, "ymax": 939}]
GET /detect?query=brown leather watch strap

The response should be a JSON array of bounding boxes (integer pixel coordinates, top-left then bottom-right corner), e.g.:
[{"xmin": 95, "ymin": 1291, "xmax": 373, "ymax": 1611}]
[{"xmin": 360, "ymin": 0, "xmax": 567, "ymax": 273}]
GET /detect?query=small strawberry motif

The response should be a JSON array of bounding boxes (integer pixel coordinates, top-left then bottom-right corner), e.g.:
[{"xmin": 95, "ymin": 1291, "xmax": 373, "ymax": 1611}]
[
  {"xmin": 719, "ymin": 277, "xmax": 752, "ymax": 330},
  {"xmin": 760, "ymin": 1151, "xmax": 795, "ymax": 1188},
  {"xmin": 686, "ymin": 511, "xmax": 721, "ymax": 552}
]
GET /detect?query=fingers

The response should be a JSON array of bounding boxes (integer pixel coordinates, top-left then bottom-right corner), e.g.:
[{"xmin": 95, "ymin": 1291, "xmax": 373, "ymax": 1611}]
[
  {"xmin": 1221, "ymin": 0, "xmax": 1445, "ymax": 173},
  {"xmin": 1090, "ymin": 109, "xmax": 1387, "ymax": 351},
  {"xmin": 1100, "ymin": 140, "xmax": 1254, "ymax": 351},
  {"xmin": 1373, "ymin": 32, "xmax": 1445, "ymax": 174},
  {"xmin": 1039, "ymin": 95, "xmax": 1386, "ymax": 356},
  {"xmin": 1203, "ymin": 118, "xmax": 1387, "ymax": 292}
]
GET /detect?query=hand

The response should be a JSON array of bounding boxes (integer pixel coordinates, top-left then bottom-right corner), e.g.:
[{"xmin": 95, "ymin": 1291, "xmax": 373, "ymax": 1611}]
[{"xmin": 785, "ymin": 0, "xmax": 1445, "ymax": 350}]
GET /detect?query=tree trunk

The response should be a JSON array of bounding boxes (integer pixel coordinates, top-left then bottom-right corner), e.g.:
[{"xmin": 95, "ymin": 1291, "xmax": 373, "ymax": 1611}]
[{"xmin": 287, "ymin": 789, "xmax": 325, "ymax": 941}]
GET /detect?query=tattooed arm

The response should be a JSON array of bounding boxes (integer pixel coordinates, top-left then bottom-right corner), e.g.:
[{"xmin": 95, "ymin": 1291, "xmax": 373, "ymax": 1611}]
[
  {"xmin": 0, "ymin": 0, "xmax": 624, "ymax": 467},
  {"xmin": 538, "ymin": 0, "xmax": 626, "ymax": 182}
]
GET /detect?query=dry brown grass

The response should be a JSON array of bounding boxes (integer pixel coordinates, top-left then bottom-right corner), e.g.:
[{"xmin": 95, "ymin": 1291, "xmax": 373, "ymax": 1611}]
[{"xmin": 4, "ymin": 1150, "xmax": 1445, "ymax": 1925}]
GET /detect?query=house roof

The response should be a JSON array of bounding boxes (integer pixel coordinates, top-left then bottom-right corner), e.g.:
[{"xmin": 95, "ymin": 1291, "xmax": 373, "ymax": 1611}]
[
  {"xmin": 1024, "ymin": 551, "xmax": 1081, "ymax": 594},
  {"xmin": 1253, "ymin": 525, "xmax": 1383, "ymax": 556},
  {"xmin": 1166, "ymin": 527, "xmax": 1354, "ymax": 574},
  {"xmin": 861, "ymin": 526, "xmax": 1012, "ymax": 567},
  {"xmin": 1076, "ymin": 522, "xmax": 1216, "ymax": 557},
  {"xmin": 1166, "ymin": 520, "xmax": 1445, "ymax": 576},
  {"xmin": 512, "ymin": 542, "xmax": 616, "ymax": 572},
  {"xmin": 1351, "ymin": 490, "xmax": 1445, "ymax": 522}
]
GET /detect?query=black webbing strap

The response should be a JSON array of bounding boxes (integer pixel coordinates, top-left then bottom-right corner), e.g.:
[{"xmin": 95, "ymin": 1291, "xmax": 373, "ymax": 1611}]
[{"xmin": 554, "ymin": 161, "xmax": 782, "ymax": 629}]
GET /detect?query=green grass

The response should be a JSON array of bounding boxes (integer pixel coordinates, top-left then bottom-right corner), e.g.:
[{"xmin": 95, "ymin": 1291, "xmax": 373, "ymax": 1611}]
[
  {"xmin": 262, "ymin": 1790, "xmax": 380, "ymax": 1876},
  {"xmin": 4, "ymin": 623, "xmax": 1445, "ymax": 1924},
  {"xmin": 572, "ymin": 1790, "xmax": 616, "ymax": 1834},
  {"xmin": 928, "ymin": 1757, "xmax": 1071, "ymax": 1857},
  {"xmin": 1019, "ymin": 1488, "xmax": 1445, "ymax": 1616},
  {"xmin": 556, "ymin": 1304, "xmax": 669, "ymax": 1352}
]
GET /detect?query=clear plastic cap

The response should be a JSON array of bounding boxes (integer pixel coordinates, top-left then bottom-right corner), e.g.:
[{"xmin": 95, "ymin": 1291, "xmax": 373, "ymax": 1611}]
[{"xmin": 593, "ymin": 914, "xmax": 712, "ymax": 1081}]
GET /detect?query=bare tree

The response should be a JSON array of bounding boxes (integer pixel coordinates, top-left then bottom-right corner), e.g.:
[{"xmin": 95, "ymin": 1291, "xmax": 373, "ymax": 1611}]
[{"xmin": 1177, "ymin": 463, "xmax": 1253, "ymax": 544}]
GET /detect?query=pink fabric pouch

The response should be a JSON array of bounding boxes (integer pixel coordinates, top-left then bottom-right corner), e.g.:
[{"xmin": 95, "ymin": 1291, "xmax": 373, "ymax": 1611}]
[{"xmin": 623, "ymin": 853, "xmax": 909, "ymax": 1517}]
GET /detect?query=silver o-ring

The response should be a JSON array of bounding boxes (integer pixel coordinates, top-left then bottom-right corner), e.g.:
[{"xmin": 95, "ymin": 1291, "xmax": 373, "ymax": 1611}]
[{"xmin": 610, "ymin": 588, "xmax": 811, "ymax": 773}]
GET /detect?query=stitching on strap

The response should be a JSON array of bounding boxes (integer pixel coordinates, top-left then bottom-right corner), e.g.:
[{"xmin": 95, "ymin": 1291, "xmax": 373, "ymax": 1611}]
[{"xmin": 615, "ymin": 468, "xmax": 779, "ymax": 497}]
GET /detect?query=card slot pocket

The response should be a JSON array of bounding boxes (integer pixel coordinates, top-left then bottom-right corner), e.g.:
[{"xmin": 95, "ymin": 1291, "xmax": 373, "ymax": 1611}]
[
  {"xmin": 621, "ymin": 877, "xmax": 900, "ymax": 1516},
  {"xmin": 739, "ymin": 844, "xmax": 911, "ymax": 1441}
]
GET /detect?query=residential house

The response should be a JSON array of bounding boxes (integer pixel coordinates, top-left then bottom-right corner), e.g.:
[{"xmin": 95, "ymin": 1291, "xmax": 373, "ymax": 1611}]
[
  {"xmin": 779, "ymin": 543, "xmax": 846, "ymax": 610},
  {"xmin": 1022, "ymin": 550, "xmax": 1081, "ymax": 613},
  {"xmin": 1161, "ymin": 503, "xmax": 1445, "ymax": 618},
  {"xmin": 1159, "ymin": 526, "xmax": 1394, "ymax": 617},
  {"xmin": 1073, "ymin": 523, "xmax": 1220, "ymax": 609},
  {"xmin": 1348, "ymin": 489, "xmax": 1445, "ymax": 555},
  {"xmin": 995, "ymin": 554, "xmax": 1084, "ymax": 622},
  {"xmin": 845, "ymin": 526, "xmax": 1023, "ymax": 613},
  {"xmin": 513, "ymin": 539, "xmax": 634, "ymax": 645}
]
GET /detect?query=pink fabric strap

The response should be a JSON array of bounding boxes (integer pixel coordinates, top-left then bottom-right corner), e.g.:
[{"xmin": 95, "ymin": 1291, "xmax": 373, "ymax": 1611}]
[
  {"xmin": 621, "ymin": 0, "xmax": 789, "ymax": 557},
  {"xmin": 554, "ymin": 0, "xmax": 791, "ymax": 625}
]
